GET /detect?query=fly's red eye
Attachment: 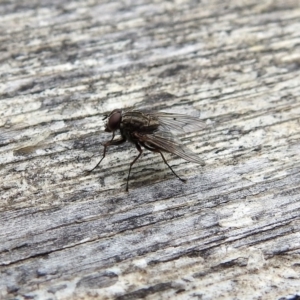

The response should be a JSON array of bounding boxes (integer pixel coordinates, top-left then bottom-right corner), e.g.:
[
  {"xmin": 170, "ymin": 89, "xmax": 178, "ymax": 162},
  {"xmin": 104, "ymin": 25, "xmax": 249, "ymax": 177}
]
[{"xmin": 107, "ymin": 110, "xmax": 122, "ymax": 131}]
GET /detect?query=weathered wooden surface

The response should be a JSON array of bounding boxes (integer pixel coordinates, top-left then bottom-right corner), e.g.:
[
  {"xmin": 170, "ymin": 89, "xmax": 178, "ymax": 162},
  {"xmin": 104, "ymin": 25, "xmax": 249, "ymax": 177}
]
[{"xmin": 1, "ymin": 0, "xmax": 300, "ymax": 299}]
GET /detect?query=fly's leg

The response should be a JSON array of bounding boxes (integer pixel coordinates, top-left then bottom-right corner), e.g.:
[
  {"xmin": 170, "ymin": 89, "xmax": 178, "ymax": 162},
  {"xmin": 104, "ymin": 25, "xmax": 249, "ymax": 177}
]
[
  {"xmin": 158, "ymin": 150, "xmax": 186, "ymax": 182},
  {"xmin": 144, "ymin": 147, "xmax": 184, "ymax": 182},
  {"xmin": 126, "ymin": 143, "xmax": 143, "ymax": 192},
  {"xmin": 142, "ymin": 143, "xmax": 186, "ymax": 182},
  {"xmin": 87, "ymin": 134, "xmax": 126, "ymax": 173}
]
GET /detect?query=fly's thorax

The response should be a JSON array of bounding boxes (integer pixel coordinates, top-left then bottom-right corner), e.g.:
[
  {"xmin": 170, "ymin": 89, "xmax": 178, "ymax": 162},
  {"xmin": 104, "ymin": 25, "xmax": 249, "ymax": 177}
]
[
  {"xmin": 121, "ymin": 112, "xmax": 160, "ymax": 133},
  {"xmin": 119, "ymin": 125, "xmax": 133, "ymax": 142}
]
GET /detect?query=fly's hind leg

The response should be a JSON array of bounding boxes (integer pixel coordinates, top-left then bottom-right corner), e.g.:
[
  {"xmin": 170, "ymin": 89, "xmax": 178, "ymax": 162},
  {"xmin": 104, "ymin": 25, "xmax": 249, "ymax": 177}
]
[
  {"xmin": 126, "ymin": 143, "xmax": 143, "ymax": 192},
  {"xmin": 158, "ymin": 150, "xmax": 186, "ymax": 183},
  {"xmin": 143, "ymin": 144, "xmax": 186, "ymax": 183}
]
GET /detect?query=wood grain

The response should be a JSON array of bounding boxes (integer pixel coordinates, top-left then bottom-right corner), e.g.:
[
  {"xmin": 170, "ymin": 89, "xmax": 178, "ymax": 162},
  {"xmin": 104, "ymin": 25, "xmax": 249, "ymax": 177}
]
[{"xmin": 1, "ymin": 0, "xmax": 300, "ymax": 299}]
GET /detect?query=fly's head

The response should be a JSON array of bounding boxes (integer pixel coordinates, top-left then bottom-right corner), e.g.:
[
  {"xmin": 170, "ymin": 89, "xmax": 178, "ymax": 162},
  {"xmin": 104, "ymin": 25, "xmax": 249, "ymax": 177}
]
[{"xmin": 104, "ymin": 109, "xmax": 122, "ymax": 132}]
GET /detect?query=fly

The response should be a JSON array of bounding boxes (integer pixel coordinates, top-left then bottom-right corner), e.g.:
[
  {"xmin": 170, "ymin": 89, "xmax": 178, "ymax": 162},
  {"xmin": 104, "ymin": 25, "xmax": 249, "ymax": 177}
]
[{"xmin": 87, "ymin": 109, "xmax": 206, "ymax": 191}]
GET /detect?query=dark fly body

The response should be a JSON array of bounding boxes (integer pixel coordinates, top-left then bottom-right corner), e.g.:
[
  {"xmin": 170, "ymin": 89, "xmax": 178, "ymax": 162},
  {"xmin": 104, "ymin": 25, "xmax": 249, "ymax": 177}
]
[{"xmin": 88, "ymin": 109, "xmax": 206, "ymax": 191}]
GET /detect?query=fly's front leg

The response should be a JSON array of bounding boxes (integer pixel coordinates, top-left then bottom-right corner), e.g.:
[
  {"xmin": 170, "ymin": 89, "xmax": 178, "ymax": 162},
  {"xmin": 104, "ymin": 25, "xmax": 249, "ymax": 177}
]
[
  {"xmin": 126, "ymin": 143, "xmax": 143, "ymax": 192},
  {"xmin": 87, "ymin": 133, "xmax": 126, "ymax": 173}
]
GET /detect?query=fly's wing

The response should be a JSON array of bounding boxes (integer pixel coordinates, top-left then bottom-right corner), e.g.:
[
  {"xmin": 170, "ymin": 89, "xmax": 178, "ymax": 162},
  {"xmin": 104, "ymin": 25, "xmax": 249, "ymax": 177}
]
[
  {"xmin": 136, "ymin": 131, "xmax": 205, "ymax": 166},
  {"xmin": 148, "ymin": 112, "xmax": 206, "ymax": 133}
]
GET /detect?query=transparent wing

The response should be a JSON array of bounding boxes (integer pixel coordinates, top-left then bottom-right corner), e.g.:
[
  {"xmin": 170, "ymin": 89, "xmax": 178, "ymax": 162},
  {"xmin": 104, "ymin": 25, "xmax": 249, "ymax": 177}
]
[
  {"xmin": 149, "ymin": 112, "xmax": 206, "ymax": 133},
  {"xmin": 136, "ymin": 131, "xmax": 205, "ymax": 166}
]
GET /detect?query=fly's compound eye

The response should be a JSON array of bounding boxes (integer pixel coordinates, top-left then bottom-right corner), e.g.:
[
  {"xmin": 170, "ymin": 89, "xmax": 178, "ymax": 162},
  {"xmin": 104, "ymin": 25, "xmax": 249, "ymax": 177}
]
[{"xmin": 107, "ymin": 110, "xmax": 122, "ymax": 131}]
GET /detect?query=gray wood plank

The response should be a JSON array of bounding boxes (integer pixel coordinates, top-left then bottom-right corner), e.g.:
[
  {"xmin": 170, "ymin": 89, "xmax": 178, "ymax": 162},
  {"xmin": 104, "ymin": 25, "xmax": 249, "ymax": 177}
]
[{"xmin": 1, "ymin": 0, "xmax": 300, "ymax": 299}]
